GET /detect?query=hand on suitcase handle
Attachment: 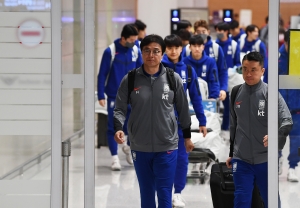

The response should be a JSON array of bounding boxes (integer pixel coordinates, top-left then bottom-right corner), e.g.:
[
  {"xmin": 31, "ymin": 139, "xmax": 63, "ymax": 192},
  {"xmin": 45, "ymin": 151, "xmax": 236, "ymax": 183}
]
[{"xmin": 226, "ymin": 157, "xmax": 232, "ymax": 168}]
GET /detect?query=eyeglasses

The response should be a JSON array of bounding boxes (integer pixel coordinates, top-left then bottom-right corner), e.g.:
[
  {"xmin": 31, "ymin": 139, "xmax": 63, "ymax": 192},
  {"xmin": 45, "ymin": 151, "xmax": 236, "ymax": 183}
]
[{"xmin": 142, "ymin": 49, "xmax": 161, "ymax": 56}]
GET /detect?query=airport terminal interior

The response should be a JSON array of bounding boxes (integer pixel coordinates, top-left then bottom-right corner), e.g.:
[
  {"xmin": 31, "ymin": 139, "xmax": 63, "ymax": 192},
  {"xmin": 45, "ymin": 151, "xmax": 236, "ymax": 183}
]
[{"xmin": 0, "ymin": 0, "xmax": 300, "ymax": 207}]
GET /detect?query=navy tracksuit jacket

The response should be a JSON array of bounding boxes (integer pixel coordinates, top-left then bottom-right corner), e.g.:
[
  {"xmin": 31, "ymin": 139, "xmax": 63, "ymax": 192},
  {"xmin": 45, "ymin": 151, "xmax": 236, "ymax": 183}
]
[
  {"xmin": 216, "ymin": 37, "xmax": 241, "ymax": 130},
  {"xmin": 162, "ymin": 54, "xmax": 207, "ymax": 193},
  {"xmin": 97, "ymin": 38, "xmax": 143, "ymax": 155},
  {"xmin": 183, "ymin": 52, "xmax": 220, "ymax": 99}
]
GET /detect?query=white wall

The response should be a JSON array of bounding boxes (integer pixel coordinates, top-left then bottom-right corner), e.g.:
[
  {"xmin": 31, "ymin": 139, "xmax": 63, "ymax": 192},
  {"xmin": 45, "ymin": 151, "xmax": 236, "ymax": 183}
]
[{"xmin": 137, "ymin": 0, "xmax": 178, "ymax": 38}]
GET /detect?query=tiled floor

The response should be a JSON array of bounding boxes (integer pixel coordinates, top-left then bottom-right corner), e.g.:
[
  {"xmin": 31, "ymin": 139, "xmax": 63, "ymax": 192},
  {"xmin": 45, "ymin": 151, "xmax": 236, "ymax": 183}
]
[{"xmin": 5, "ymin": 134, "xmax": 300, "ymax": 207}]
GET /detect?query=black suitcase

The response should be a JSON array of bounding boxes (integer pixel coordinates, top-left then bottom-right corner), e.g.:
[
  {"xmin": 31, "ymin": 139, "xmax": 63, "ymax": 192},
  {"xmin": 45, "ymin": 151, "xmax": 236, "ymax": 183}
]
[
  {"xmin": 97, "ymin": 113, "xmax": 108, "ymax": 148},
  {"xmin": 210, "ymin": 162, "xmax": 264, "ymax": 208}
]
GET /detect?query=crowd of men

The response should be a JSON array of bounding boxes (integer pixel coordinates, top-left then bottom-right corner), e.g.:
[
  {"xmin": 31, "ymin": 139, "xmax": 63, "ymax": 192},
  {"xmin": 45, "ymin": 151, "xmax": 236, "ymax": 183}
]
[{"xmin": 97, "ymin": 18, "xmax": 299, "ymax": 208}]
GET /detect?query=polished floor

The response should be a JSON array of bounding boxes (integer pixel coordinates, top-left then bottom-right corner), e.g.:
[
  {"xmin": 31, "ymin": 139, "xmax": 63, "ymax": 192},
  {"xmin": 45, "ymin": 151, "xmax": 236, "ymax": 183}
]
[
  {"xmin": 73, "ymin": 134, "xmax": 300, "ymax": 208},
  {"xmin": 6, "ymin": 133, "xmax": 300, "ymax": 208}
]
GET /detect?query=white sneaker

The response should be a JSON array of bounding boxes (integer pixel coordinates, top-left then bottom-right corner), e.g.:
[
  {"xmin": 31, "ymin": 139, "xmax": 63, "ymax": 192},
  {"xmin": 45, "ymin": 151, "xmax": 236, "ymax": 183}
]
[
  {"xmin": 111, "ymin": 159, "xmax": 121, "ymax": 171},
  {"xmin": 191, "ymin": 163, "xmax": 200, "ymax": 174},
  {"xmin": 122, "ymin": 146, "xmax": 133, "ymax": 165},
  {"xmin": 278, "ymin": 157, "xmax": 283, "ymax": 175},
  {"xmin": 287, "ymin": 168, "xmax": 299, "ymax": 182},
  {"xmin": 172, "ymin": 193, "xmax": 186, "ymax": 208}
]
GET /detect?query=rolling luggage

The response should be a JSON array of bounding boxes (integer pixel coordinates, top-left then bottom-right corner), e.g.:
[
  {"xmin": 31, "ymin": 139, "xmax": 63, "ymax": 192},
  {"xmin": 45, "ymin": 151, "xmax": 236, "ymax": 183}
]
[{"xmin": 210, "ymin": 162, "xmax": 264, "ymax": 208}]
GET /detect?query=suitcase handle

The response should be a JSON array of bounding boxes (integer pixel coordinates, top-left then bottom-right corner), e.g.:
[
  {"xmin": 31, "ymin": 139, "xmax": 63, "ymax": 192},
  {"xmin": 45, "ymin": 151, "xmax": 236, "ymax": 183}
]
[{"xmin": 218, "ymin": 162, "xmax": 234, "ymax": 194}]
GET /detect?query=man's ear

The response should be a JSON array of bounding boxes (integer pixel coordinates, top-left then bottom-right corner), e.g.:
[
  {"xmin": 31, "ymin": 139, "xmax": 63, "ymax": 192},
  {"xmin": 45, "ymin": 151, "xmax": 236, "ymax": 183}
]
[{"xmin": 262, "ymin": 68, "xmax": 265, "ymax": 74}]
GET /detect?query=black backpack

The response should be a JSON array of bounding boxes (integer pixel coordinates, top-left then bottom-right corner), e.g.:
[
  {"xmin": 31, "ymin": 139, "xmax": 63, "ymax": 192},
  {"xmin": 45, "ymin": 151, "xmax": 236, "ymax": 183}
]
[{"xmin": 127, "ymin": 65, "xmax": 193, "ymax": 104}]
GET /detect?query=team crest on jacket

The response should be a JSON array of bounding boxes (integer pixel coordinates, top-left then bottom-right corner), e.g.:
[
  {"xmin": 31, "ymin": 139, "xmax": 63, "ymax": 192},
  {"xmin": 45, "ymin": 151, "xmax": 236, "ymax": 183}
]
[
  {"xmin": 162, "ymin": 83, "xmax": 169, "ymax": 100},
  {"xmin": 258, "ymin": 100, "xmax": 265, "ymax": 116},
  {"xmin": 164, "ymin": 83, "xmax": 170, "ymax": 93},
  {"xmin": 259, "ymin": 100, "xmax": 265, "ymax": 110},
  {"xmin": 181, "ymin": 70, "xmax": 186, "ymax": 83},
  {"xmin": 202, "ymin": 65, "xmax": 207, "ymax": 77}
]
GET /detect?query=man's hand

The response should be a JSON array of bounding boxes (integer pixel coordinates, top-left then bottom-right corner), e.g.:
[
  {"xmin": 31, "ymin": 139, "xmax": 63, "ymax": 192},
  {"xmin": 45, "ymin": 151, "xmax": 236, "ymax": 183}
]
[
  {"xmin": 219, "ymin": 90, "xmax": 227, "ymax": 101},
  {"xmin": 184, "ymin": 138, "xmax": 194, "ymax": 153},
  {"xmin": 263, "ymin": 135, "xmax": 268, "ymax": 147},
  {"xmin": 226, "ymin": 157, "xmax": 232, "ymax": 168},
  {"xmin": 114, "ymin": 131, "xmax": 125, "ymax": 144},
  {"xmin": 199, "ymin": 126, "xmax": 207, "ymax": 137},
  {"xmin": 99, "ymin": 99, "xmax": 105, "ymax": 107}
]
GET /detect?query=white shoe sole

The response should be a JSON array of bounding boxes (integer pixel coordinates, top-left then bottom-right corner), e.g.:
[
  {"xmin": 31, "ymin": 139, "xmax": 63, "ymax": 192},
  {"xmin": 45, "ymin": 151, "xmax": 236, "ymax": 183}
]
[
  {"xmin": 287, "ymin": 178, "xmax": 299, "ymax": 182},
  {"xmin": 111, "ymin": 167, "xmax": 121, "ymax": 171}
]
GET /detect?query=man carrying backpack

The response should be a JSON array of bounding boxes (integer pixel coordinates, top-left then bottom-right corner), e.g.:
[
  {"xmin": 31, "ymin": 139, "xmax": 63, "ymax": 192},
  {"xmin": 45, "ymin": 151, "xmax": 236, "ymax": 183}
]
[
  {"xmin": 97, "ymin": 24, "xmax": 143, "ymax": 171},
  {"xmin": 226, "ymin": 52, "xmax": 293, "ymax": 208},
  {"xmin": 215, "ymin": 22, "xmax": 241, "ymax": 131},
  {"xmin": 114, "ymin": 34, "xmax": 193, "ymax": 208},
  {"xmin": 161, "ymin": 34, "xmax": 207, "ymax": 208}
]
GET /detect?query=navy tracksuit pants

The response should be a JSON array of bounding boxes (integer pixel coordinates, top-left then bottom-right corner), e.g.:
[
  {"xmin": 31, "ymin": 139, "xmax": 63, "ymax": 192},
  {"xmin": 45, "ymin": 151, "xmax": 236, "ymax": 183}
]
[
  {"xmin": 231, "ymin": 159, "xmax": 280, "ymax": 208},
  {"xmin": 107, "ymin": 97, "xmax": 130, "ymax": 156},
  {"xmin": 173, "ymin": 127, "xmax": 189, "ymax": 193},
  {"xmin": 133, "ymin": 150, "xmax": 178, "ymax": 208},
  {"xmin": 221, "ymin": 92, "xmax": 230, "ymax": 130}
]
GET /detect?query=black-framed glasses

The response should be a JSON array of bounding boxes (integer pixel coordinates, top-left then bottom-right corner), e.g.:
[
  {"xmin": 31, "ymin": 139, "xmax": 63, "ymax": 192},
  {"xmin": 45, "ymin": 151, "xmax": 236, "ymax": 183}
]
[{"xmin": 142, "ymin": 49, "xmax": 161, "ymax": 56}]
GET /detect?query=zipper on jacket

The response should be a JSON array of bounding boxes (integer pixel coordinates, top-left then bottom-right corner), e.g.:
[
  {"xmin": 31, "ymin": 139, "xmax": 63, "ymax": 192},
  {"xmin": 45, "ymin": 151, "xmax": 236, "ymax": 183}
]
[
  {"xmin": 151, "ymin": 76, "xmax": 154, "ymax": 152},
  {"xmin": 249, "ymin": 86, "xmax": 254, "ymax": 164}
]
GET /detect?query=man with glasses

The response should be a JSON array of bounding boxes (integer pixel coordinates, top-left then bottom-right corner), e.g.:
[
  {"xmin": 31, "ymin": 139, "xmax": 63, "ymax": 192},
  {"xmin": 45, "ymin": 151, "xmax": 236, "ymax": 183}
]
[
  {"xmin": 97, "ymin": 24, "xmax": 142, "ymax": 171},
  {"xmin": 114, "ymin": 34, "xmax": 193, "ymax": 208},
  {"xmin": 226, "ymin": 52, "xmax": 293, "ymax": 208}
]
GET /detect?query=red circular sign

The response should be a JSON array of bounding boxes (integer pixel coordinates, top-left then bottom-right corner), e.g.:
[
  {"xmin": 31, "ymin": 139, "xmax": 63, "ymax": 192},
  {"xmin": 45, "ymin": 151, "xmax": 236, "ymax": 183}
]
[{"xmin": 17, "ymin": 20, "xmax": 45, "ymax": 47}]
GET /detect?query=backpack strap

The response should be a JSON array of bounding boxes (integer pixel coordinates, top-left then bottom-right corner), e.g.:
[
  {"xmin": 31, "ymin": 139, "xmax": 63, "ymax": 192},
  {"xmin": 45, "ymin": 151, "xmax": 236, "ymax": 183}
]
[
  {"xmin": 127, "ymin": 69, "xmax": 136, "ymax": 104},
  {"xmin": 166, "ymin": 67, "xmax": 176, "ymax": 104},
  {"xmin": 104, "ymin": 43, "xmax": 116, "ymax": 86},
  {"xmin": 212, "ymin": 41, "xmax": 219, "ymax": 61},
  {"xmin": 109, "ymin": 43, "xmax": 115, "ymax": 68},
  {"xmin": 230, "ymin": 84, "xmax": 242, "ymax": 118},
  {"xmin": 254, "ymin": 39, "xmax": 261, "ymax": 52},
  {"xmin": 186, "ymin": 64, "xmax": 192, "ymax": 83},
  {"xmin": 132, "ymin": 45, "xmax": 139, "ymax": 60},
  {"xmin": 239, "ymin": 33, "xmax": 247, "ymax": 50},
  {"xmin": 185, "ymin": 44, "xmax": 191, "ymax": 57},
  {"xmin": 186, "ymin": 64, "xmax": 201, "ymax": 96},
  {"xmin": 231, "ymin": 40, "xmax": 237, "ymax": 59}
]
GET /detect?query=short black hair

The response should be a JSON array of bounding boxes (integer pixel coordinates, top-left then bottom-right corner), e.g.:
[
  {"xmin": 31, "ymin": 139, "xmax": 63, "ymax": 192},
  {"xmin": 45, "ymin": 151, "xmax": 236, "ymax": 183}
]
[
  {"xmin": 164, "ymin": 34, "xmax": 182, "ymax": 47},
  {"xmin": 245, "ymin": 24, "xmax": 259, "ymax": 35},
  {"xmin": 189, "ymin": 34, "xmax": 204, "ymax": 45},
  {"xmin": 215, "ymin": 22, "xmax": 230, "ymax": 32},
  {"xmin": 242, "ymin": 52, "xmax": 264, "ymax": 67},
  {"xmin": 177, "ymin": 29, "xmax": 191, "ymax": 41},
  {"xmin": 140, "ymin": 34, "xmax": 166, "ymax": 54},
  {"xmin": 177, "ymin": 20, "xmax": 192, "ymax": 30},
  {"xmin": 134, "ymin": 19, "xmax": 147, "ymax": 31},
  {"xmin": 229, "ymin": 20, "xmax": 239, "ymax": 30},
  {"xmin": 284, "ymin": 30, "xmax": 289, "ymax": 43},
  {"xmin": 121, "ymin": 24, "xmax": 138, "ymax": 39}
]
